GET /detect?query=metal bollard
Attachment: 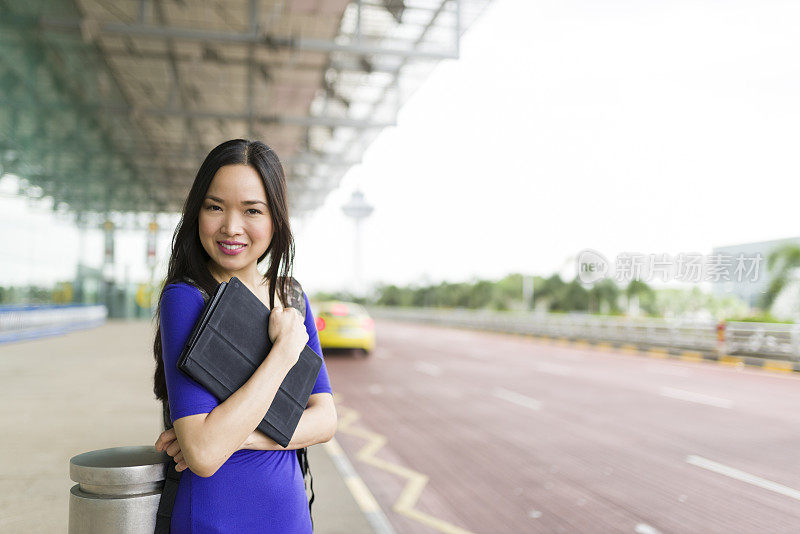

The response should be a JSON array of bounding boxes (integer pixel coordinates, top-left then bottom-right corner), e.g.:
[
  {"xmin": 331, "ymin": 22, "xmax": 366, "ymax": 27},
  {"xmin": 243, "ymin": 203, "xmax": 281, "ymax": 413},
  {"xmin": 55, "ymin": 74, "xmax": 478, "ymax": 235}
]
[{"xmin": 69, "ymin": 446, "xmax": 171, "ymax": 533}]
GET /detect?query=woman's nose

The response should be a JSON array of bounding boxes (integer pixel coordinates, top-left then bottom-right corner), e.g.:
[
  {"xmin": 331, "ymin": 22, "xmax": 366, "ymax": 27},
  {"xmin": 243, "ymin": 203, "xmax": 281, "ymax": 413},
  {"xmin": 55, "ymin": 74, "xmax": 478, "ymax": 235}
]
[{"xmin": 220, "ymin": 211, "xmax": 245, "ymax": 235}]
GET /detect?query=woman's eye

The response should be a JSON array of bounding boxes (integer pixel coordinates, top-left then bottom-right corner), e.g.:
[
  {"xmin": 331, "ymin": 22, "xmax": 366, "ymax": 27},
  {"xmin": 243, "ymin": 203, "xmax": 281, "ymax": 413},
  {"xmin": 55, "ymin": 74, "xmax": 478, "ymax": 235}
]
[{"xmin": 205, "ymin": 205, "xmax": 260, "ymax": 215}]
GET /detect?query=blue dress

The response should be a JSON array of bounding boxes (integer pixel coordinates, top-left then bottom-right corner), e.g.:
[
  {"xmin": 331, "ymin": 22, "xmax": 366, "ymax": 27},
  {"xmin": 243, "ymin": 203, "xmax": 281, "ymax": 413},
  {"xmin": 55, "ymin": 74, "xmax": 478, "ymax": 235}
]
[{"xmin": 159, "ymin": 281, "xmax": 333, "ymax": 533}]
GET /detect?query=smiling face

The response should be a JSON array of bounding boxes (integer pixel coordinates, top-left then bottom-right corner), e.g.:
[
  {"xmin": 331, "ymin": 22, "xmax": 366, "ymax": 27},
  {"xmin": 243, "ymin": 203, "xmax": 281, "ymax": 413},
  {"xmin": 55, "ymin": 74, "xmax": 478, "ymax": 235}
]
[{"xmin": 198, "ymin": 164, "xmax": 273, "ymax": 283}]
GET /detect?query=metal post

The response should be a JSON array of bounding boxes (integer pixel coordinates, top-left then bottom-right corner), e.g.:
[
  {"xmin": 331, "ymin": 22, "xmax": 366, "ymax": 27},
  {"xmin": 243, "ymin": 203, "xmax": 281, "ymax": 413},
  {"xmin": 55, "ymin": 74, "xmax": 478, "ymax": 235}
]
[
  {"xmin": 247, "ymin": 0, "xmax": 258, "ymax": 138},
  {"xmin": 356, "ymin": 0, "xmax": 362, "ymax": 43},
  {"xmin": 454, "ymin": 0, "xmax": 461, "ymax": 56},
  {"xmin": 138, "ymin": 0, "xmax": 151, "ymax": 24},
  {"xmin": 523, "ymin": 275, "xmax": 534, "ymax": 311}
]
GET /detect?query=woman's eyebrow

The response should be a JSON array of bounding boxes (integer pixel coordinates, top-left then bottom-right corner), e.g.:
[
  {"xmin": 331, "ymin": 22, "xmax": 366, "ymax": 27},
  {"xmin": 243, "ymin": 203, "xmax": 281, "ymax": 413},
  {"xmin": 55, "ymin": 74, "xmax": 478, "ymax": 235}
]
[{"xmin": 205, "ymin": 195, "xmax": 267, "ymax": 207}]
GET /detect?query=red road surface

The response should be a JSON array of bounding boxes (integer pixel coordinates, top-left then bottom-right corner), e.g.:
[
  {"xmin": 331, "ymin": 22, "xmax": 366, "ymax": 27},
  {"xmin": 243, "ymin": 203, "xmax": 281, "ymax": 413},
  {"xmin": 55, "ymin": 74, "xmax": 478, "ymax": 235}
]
[{"xmin": 324, "ymin": 319, "xmax": 800, "ymax": 534}]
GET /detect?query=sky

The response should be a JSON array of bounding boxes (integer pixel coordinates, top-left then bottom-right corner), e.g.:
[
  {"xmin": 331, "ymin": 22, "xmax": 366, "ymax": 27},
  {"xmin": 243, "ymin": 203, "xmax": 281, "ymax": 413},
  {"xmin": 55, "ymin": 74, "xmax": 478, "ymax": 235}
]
[{"xmin": 2, "ymin": 0, "xmax": 800, "ymax": 295}]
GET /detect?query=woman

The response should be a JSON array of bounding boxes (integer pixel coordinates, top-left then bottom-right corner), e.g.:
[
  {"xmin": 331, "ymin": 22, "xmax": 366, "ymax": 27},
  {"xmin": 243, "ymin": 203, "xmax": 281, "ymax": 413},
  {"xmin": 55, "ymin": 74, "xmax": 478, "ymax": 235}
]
[{"xmin": 151, "ymin": 139, "xmax": 337, "ymax": 533}]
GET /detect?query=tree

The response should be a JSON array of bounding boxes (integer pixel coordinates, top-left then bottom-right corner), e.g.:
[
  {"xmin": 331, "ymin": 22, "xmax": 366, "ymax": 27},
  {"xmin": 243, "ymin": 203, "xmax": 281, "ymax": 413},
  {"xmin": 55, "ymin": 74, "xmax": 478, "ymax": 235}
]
[
  {"xmin": 759, "ymin": 243, "xmax": 800, "ymax": 311},
  {"xmin": 559, "ymin": 280, "xmax": 590, "ymax": 312},
  {"xmin": 589, "ymin": 278, "xmax": 622, "ymax": 314},
  {"xmin": 376, "ymin": 285, "xmax": 403, "ymax": 306},
  {"xmin": 534, "ymin": 274, "xmax": 566, "ymax": 312},
  {"xmin": 625, "ymin": 280, "xmax": 656, "ymax": 316}
]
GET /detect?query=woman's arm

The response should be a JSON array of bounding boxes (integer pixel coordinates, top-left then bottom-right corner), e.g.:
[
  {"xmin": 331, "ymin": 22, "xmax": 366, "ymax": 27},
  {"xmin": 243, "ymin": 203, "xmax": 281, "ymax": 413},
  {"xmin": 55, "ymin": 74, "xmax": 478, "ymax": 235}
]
[
  {"xmin": 240, "ymin": 392, "xmax": 337, "ymax": 451},
  {"xmin": 158, "ymin": 391, "xmax": 337, "ymax": 469},
  {"xmin": 159, "ymin": 307, "xmax": 308, "ymax": 478},
  {"xmin": 165, "ymin": 346, "xmax": 292, "ymax": 477}
]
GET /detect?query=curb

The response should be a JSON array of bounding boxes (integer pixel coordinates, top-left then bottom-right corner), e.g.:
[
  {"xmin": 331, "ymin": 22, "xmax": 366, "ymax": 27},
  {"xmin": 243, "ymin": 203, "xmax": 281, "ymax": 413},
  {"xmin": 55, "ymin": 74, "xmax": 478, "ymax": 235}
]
[{"xmin": 534, "ymin": 335, "xmax": 800, "ymax": 375}]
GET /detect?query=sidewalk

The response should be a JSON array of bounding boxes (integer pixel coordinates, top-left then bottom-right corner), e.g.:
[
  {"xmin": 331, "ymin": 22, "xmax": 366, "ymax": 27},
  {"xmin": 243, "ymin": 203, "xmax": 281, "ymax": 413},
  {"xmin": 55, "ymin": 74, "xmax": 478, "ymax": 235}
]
[
  {"xmin": 0, "ymin": 319, "xmax": 375, "ymax": 533},
  {"xmin": 308, "ymin": 439, "xmax": 375, "ymax": 533}
]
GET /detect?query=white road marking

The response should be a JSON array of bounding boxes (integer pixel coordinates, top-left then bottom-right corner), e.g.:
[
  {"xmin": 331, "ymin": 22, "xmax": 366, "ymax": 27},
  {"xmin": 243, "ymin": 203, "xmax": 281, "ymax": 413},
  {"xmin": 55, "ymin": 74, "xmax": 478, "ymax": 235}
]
[
  {"xmin": 324, "ymin": 438, "xmax": 397, "ymax": 534},
  {"xmin": 441, "ymin": 388, "xmax": 465, "ymax": 400},
  {"xmin": 556, "ymin": 352, "xmax": 585, "ymax": 362},
  {"xmin": 686, "ymin": 455, "xmax": 800, "ymax": 501},
  {"xmin": 534, "ymin": 362, "xmax": 573, "ymax": 376},
  {"xmin": 492, "ymin": 387, "xmax": 542, "ymax": 410},
  {"xmin": 528, "ymin": 509, "xmax": 542, "ymax": 519},
  {"xmin": 659, "ymin": 387, "xmax": 733, "ymax": 409},
  {"xmin": 646, "ymin": 363, "xmax": 690, "ymax": 376},
  {"xmin": 634, "ymin": 524, "xmax": 661, "ymax": 534},
  {"xmin": 463, "ymin": 348, "xmax": 489, "ymax": 360},
  {"xmin": 414, "ymin": 362, "xmax": 442, "ymax": 377}
]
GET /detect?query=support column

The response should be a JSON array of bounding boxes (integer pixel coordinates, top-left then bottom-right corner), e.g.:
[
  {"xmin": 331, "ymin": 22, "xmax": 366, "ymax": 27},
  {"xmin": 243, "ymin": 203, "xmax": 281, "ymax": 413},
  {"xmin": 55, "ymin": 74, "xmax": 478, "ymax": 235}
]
[{"xmin": 102, "ymin": 218, "xmax": 116, "ymax": 316}]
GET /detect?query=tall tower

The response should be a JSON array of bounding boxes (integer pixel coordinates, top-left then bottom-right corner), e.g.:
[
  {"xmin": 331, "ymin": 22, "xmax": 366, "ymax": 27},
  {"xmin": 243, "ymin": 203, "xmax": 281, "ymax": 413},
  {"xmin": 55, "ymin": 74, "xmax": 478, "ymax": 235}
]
[{"xmin": 341, "ymin": 190, "xmax": 374, "ymax": 297}]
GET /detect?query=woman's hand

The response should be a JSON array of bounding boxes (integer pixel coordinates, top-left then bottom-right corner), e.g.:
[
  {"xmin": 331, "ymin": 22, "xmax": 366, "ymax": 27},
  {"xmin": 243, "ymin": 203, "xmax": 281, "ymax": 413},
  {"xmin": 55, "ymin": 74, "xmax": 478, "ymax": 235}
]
[
  {"xmin": 156, "ymin": 428, "xmax": 274, "ymax": 471},
  {"xmin": 237, "ymin": 430, "xmax": 280, "ymax": 451},
  {"xmin": 267, "ymin": 307, "xmax": 308, "ymax": 370},
  {"xmin": 155, "ymin": 428, "xmax": 189, "ymax": 472}
]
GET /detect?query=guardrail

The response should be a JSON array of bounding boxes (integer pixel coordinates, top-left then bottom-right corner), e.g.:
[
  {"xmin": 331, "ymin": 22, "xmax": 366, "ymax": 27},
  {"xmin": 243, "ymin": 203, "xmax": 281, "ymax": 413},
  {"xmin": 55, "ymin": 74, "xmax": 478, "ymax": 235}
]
[
  {"xmin": 0, "ymin": 304, "xmax": 108, "ymax": 344},
  {"xmin": 365, "ymin": 306, "xmax": 800, "ymax": 362}
]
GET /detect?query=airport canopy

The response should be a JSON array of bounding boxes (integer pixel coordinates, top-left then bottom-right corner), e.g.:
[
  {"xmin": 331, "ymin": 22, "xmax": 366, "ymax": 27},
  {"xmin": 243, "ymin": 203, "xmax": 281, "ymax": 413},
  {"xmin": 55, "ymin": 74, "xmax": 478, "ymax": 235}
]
[{"xmin": 0, "ymin": 0, "xmax": 491, "ymax": 228}]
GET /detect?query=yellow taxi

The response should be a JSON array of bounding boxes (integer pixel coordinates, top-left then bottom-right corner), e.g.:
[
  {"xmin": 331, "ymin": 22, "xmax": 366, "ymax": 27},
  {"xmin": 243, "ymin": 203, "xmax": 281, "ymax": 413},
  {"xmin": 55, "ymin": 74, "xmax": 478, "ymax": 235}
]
[{"xmin": 313, "ymin": 300, "xmax": 375, "ymax": 356}]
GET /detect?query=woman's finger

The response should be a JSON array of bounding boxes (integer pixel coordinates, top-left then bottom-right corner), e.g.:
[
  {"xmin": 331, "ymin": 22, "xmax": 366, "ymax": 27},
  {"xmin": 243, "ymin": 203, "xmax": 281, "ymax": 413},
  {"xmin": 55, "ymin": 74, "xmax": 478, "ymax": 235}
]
[
  {"xmin": 166, "ymin": 441, "xmax": 181, "ymax": 457},
  {"xmin": 155, "ymin": 428, "xmax": 176, "ymax": 451},
  {"xmin": 174, "ymin": 452, "xmax": 184, "ymax": 465},
  {"xmin": 176, "ymin": 461, "xmax": 188, "ymax": 472},
  {"xmin": 156, "ymin": 436, "xmax": 176, "ymax": 452}
]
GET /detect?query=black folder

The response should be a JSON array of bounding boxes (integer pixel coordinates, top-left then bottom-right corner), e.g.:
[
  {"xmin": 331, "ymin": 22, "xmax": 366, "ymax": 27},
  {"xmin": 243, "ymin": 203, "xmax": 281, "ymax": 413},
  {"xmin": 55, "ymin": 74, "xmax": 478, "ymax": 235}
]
[{"xmin": 177, "ymin": 276, "xmax": 323, "ymax": 448}]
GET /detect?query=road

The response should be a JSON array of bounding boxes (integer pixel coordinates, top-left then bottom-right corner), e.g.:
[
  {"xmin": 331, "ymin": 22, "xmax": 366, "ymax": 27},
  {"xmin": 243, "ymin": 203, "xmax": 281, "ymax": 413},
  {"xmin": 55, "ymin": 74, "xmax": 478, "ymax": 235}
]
[{"xmin": 325, "ymin": 319, "xmax": 800, "ymax": 534}]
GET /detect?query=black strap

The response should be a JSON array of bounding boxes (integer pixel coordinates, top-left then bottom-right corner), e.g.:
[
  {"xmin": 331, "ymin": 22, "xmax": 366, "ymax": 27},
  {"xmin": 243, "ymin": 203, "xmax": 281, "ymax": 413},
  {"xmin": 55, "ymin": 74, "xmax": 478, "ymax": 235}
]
[
  {"xmin": 288, "ymin": 277, "xmax": 314, "ymax": 530},
  {"xmin": 297, "ymin": 447, "xmax": 316, "ymax": 531},
  {"xmin": 154, "ymin": 456, "xmax": 181, "ymax": 533},
  {"xmin": 155, "ymin": 275, "xmax": 316, "ymax": 532},
  {"xmin": 155, "ymin": 400, "xmax": 178, "ymax": 533}
]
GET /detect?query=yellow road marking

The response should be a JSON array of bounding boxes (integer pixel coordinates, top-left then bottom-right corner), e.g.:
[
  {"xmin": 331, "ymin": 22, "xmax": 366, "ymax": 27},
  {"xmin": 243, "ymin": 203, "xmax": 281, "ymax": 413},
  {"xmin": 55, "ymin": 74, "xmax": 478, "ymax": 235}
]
[
  {"xmin": 335, "ymin": 402, "xmax": 476, "ymax": 534},
  {"xmin": 556, "ymin": 336, "xmax": 797, "ymax": 377},
  {"xmin": 719, "ymin": 355, "xmax": 744, "ymax": 367},
  {"xmin": 324, "ymin": 438, "xmax": 381, "ymax": 513},
  {"xmin": 763, "ymin": 360, "xmax": 794, "ymax": 373},
  {"xmin": 680, "ymin": 351, "xmax": 704, "ymax": 363}
]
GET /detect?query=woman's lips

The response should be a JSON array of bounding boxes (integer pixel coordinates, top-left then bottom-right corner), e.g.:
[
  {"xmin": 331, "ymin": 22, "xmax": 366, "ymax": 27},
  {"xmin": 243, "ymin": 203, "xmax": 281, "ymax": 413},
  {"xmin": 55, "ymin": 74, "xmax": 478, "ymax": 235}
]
[{"xmin": 217, "ymin": 242, "xmax": 247, "ymax": 255}]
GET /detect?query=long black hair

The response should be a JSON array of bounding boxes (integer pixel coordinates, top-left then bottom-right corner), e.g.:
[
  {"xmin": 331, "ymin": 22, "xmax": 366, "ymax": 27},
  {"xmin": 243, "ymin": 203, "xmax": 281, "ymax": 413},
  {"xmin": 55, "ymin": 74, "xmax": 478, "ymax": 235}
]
[{"xmin": 152, "ymin": 139, "xmax": 295, "ymax": 404}]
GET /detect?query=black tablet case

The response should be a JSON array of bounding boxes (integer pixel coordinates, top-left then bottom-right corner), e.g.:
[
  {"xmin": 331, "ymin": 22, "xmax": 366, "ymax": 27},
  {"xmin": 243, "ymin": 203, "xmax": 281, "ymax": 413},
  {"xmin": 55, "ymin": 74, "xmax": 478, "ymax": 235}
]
[{"xmin": 177, "ymin": 276, "xmax": 323, "ymax": 448}]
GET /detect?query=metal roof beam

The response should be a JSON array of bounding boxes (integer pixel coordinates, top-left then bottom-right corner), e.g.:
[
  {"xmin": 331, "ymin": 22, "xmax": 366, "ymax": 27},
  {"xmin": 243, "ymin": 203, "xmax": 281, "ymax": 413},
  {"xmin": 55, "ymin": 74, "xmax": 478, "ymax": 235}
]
[
  {"xmin": 138, "ymin": 108, "xmax": 395, "ymax": 129},
  {"xmin": 73, "ymin": 0, "xmax": 169, "ymax": 184},
  {"xmin": 152, "ymin": 0, "xmax": 208, "ymax": 160},
  {"xmin": 299, "ymin": 0, "xmax": 457, "ymax": 214},
  {"xmin": 0, "ymin": 40, "xmax": 405, "ymax": 75},
  {"xmin": 23, "ymin": 16, "xmax": 459, "ymax": 60},
  {"xmin": 316, "ymin": 1, "xmax": 454, "ymax": 161},
  {"xmin": 0, "ymin": 24, "xmax": 160, "ymax": 212},
  {"xmin": 0, "ymin": 98, "xmax": 394, "ymax": 128},
  {"xmin": 5, "ymin": 136, "xmax": 360, "ymax": 170}
]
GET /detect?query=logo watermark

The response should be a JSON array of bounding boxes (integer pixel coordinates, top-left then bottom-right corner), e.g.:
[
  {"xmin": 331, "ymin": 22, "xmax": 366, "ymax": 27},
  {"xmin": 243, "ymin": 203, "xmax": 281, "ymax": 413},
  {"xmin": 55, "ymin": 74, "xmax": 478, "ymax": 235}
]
[{"xmin": 576, "ymin": 249, "xmax": 763, "ymax": 285}]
